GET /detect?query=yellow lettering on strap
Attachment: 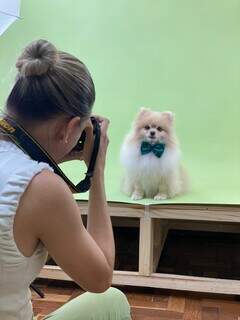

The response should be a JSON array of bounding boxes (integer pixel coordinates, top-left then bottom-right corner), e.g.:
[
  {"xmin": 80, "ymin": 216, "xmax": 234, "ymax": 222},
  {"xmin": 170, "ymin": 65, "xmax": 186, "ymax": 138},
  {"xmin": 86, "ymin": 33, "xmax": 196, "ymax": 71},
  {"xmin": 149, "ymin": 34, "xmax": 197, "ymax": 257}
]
[{"xmin": 0, "ymin": 118, "xmax": 16, "ymax": 134}]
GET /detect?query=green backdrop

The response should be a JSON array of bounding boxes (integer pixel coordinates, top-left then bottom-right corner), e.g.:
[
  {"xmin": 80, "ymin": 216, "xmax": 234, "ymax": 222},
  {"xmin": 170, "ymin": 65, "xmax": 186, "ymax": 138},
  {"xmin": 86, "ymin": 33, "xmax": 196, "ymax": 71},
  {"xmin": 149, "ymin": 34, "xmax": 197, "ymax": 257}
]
[{"xmin": 0, "ymin": 0, "xmax": 240, "ymax": 205}]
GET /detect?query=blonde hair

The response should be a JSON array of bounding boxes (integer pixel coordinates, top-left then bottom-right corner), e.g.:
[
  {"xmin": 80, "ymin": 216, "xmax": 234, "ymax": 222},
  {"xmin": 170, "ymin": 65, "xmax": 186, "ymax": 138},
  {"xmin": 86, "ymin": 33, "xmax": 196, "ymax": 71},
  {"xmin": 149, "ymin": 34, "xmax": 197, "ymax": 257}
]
[{"xmin": 6, "ymin": 39, "xmax": 95, "ymax": 122}]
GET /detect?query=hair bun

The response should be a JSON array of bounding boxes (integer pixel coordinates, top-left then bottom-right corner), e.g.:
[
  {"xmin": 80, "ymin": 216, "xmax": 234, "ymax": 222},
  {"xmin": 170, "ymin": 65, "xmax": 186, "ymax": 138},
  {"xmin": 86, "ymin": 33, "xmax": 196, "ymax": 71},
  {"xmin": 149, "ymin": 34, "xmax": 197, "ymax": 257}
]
[{"xmin": 16, "ymin": 39, "xmax": 58, "ymax": 77}]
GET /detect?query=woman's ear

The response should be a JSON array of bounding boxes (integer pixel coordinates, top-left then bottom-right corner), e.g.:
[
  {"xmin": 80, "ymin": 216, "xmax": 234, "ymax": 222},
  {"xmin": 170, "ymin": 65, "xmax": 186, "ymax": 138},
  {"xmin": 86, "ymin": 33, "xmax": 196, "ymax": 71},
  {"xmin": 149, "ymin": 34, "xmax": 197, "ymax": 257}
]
[{"xmin": 64, "ymin": 116, "xmax": 81, "ymax": 144}]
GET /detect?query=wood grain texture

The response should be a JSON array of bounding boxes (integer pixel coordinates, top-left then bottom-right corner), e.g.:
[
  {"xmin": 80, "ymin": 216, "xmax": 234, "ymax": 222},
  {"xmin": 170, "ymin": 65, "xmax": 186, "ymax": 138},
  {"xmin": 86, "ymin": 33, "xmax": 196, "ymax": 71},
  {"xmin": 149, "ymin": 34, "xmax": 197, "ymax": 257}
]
[
  {"xmin": 139, "ymin": 217, "xmax": 154, "ymax": 275},
  {"xmin": 40, "ymin": 268, "xmax": 240, "ymax": 295},
  {"xmin": 77, "ymin": 201, "xmax": 240, "ymax": 222},
  {"xmin": 32, "ymin": 281, "xmax": 240, "ymax": 319}
]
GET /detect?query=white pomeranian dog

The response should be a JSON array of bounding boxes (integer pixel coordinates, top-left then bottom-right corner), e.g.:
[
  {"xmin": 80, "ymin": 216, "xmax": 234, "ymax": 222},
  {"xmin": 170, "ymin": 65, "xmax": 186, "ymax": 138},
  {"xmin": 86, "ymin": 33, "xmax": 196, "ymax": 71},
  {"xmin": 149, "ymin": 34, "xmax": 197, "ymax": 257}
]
[{"xmin": 120, "ymin": 108, "xmax": 188, "ymax": 200}]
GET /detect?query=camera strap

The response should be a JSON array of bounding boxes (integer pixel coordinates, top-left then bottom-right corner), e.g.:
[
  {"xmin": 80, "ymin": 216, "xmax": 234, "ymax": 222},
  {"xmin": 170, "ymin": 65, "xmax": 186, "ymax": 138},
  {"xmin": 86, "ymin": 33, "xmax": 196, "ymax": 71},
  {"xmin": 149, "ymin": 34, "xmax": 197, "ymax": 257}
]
[{"xmin": 0, "ymin": 116, "xmax": 100, "ymax": 193}]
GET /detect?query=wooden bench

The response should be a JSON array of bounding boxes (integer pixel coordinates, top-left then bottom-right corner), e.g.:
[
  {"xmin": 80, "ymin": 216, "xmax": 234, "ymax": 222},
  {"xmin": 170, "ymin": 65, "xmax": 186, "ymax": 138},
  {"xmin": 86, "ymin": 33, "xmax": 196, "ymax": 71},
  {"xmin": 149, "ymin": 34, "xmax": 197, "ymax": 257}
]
[{"xmin": 40, "ymin": 201, "xmax": 240, "ymax": 295}]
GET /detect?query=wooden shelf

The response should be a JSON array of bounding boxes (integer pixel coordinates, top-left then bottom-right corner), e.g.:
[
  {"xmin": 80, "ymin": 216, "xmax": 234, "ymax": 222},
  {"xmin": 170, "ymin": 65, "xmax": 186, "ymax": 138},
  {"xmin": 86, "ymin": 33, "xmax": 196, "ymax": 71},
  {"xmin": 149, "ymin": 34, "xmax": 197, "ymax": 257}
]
[
  {"xmin": 40, "ymin": 201, "xmax": 240, "ymax": 295},
  {"xmin": 150, "ymin": 204, "xmax": 240, "ymax": 222},
  {"xmin": 40, "ymin": 267, "xmax": 240, "ymax": 295},
  {"xmin": 78, "ymin": 201, "xmax": 145, "ymax": 218}
]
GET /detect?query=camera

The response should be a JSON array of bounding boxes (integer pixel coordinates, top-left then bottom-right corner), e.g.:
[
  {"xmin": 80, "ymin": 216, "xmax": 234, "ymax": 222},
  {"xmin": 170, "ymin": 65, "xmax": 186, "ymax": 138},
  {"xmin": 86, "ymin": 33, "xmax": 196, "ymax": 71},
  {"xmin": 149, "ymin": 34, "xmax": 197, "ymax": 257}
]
[{"xmin": 73, "ymin": 117, "xmax": 97, "ymax": 152}]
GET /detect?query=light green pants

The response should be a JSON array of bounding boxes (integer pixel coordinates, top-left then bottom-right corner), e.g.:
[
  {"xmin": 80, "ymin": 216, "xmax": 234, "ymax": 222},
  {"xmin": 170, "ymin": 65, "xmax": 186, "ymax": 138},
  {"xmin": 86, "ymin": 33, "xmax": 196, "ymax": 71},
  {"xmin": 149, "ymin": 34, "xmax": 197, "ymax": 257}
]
[{"xmin": 35, "ymin": 287, "xmax": 131, "ymax": 320}]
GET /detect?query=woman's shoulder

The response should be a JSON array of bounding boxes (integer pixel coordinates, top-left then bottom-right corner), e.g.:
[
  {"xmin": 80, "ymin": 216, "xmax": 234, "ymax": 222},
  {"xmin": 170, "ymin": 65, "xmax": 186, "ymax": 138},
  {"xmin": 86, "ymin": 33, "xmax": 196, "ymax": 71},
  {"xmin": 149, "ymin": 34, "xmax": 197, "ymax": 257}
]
[
  {"xmin": 28, "ymin": 169, "xmax": 72, "ymax": 202},
  {"xmin": 18, "ymin": 169, "xmax": 77, "ymax": 233}
]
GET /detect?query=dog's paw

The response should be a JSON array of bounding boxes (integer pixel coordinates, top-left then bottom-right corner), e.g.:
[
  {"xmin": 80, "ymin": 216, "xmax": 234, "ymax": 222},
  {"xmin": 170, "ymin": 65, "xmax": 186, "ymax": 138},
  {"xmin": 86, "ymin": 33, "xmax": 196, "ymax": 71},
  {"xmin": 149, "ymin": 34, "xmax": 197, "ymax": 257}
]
[
  {"xmin": 154, "ymin": 193, "xmax": 168, "ymax": 201},
  {"xmin": 131, "ymin": 192, "xmax": 144, "ymax": 200}
]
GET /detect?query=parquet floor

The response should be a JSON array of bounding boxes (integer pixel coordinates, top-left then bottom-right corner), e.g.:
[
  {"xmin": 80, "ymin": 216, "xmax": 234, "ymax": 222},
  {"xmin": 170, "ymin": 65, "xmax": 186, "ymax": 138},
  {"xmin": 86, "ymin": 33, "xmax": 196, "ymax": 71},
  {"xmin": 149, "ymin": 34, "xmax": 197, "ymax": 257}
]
[{"xmin": 32, "ymin": 281, "xmax": 240, "ymax": 319}]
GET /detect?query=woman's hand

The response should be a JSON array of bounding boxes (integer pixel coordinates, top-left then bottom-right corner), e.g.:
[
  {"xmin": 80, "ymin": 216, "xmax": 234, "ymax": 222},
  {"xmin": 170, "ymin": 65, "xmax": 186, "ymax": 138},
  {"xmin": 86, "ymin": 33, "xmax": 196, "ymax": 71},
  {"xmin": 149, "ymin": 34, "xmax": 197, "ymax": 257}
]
[
  {"xmin": 59, "ymin": 116, "xmax": 110, "ymax": 173},
  {"xmin": 93, "ymin": 116, "xmax": 110, "ymax": 175},
  {"xmin": 78, "ymin": 115, "xmax": 110, "ymax": 172}
]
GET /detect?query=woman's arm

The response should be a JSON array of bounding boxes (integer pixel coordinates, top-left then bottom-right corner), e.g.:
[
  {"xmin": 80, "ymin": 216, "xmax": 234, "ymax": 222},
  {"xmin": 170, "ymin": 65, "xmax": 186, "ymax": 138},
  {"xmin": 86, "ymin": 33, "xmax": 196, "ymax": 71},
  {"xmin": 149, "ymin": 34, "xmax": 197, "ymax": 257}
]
[
  {"xmin": 87, "ymin": 118, "xmax": 115, "ymax": 273},
  {"xmin": 22, "ymin": 171, "xmax": 113, "ymax": 293},
  {"xmin": 87, "ymin": 170, "xmax": 115, "ymax": 273}
]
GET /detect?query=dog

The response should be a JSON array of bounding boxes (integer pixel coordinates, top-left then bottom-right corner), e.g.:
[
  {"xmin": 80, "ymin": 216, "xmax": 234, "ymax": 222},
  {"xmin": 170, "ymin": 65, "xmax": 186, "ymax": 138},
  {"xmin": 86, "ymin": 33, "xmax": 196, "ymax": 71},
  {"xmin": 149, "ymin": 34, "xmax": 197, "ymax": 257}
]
[{"xmin": 120, "ymin": 107, "xmax": 188, "ymax": 200}]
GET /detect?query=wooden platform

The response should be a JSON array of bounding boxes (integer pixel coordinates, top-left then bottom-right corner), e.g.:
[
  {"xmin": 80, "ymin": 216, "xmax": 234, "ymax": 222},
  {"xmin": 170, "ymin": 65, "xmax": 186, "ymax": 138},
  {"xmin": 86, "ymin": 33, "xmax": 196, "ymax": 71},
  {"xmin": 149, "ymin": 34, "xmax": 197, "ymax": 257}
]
[
  {"xmin": 32, "ymin": 280, "xmax": 240, "ymax": 319},
  {"xmin": 40, "ymin": 202, "xmax": 240, "ymax": 295}
]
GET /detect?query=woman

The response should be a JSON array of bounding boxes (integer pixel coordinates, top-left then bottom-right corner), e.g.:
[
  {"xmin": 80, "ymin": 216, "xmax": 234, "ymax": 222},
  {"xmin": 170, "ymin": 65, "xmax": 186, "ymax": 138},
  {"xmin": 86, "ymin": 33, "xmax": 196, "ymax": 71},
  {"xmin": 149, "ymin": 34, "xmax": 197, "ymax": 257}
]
[{"xmin": 0, "ymin": 39, "xmax": 131, "ymax": 320}]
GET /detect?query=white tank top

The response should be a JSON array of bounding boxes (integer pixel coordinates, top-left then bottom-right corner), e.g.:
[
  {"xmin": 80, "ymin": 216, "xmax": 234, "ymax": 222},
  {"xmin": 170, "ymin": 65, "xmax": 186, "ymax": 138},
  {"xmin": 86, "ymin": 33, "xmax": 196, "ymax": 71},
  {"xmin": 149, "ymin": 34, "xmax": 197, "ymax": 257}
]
[{"xmin": 0, "ymin": 140, "xmax": 53, "ymax": 320}]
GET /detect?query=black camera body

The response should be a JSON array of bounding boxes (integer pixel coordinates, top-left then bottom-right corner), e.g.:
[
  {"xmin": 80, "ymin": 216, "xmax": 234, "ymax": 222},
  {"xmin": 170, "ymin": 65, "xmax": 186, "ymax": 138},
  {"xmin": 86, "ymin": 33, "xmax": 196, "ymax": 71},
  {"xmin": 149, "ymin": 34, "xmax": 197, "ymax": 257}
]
[{"xmin": 74, "ymin": 130, "xmax": 86, "ymax": 152}]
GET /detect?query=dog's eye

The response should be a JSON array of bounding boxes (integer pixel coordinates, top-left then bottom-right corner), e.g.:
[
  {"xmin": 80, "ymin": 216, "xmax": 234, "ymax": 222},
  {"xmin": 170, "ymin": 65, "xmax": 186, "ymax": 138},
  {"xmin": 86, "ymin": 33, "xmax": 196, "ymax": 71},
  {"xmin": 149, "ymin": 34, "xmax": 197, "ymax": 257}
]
[
  {"xmin": 157, "ymin": 127, "xmax": 163, "ymax": 132},
  {"xmin": 144, "ymin": 125, "xmax": 150, "ymax": 130}
]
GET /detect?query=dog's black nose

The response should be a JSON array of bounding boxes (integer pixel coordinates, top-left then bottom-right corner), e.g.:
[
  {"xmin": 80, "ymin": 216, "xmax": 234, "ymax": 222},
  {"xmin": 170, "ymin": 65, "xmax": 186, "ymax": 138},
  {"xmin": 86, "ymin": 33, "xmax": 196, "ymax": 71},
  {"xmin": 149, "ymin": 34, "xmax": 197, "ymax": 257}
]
[{"xmin": 150, "ymin": 131, "xmax": 155, "ymax": 136}]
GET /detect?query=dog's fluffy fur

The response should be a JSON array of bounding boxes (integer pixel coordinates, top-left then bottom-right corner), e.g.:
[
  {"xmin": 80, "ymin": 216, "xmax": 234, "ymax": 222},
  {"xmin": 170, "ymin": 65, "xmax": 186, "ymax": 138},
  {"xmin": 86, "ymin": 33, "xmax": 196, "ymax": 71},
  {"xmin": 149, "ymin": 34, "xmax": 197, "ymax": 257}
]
[{"xmin": 120, "ymin": 108, "xmax": 188, "ymax": 200}]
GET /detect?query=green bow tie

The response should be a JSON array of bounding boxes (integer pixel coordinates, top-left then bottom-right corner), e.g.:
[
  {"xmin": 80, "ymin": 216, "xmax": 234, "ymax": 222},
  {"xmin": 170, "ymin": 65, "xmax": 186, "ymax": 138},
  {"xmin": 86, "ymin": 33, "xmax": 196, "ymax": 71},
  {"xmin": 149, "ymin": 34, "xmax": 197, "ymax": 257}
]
[{"xmin": 141, "ymin": 141, "xmax": 165, "ymax": 158}]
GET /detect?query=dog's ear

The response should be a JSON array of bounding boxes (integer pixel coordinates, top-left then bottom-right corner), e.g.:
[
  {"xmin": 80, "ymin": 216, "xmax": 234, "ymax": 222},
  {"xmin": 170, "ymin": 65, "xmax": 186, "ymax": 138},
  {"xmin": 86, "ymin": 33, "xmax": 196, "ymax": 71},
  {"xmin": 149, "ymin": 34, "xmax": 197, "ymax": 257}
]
[
  {"xmin": 138, "ymin": 107, "xmax": 151, "ymax": 118},
  {"xmin": 162, "ymin": 111, "xmax": 174, "ymax": 124}
]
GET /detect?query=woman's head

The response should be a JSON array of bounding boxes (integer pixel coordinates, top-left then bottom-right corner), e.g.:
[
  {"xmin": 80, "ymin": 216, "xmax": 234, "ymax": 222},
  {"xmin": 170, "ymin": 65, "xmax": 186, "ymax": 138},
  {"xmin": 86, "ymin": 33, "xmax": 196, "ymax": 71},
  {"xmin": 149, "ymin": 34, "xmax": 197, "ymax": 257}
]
[
  {"xmin": 7, "ymin": 39, "xmax": 95, "ymax": 122},
  {"xmin": 5, "ymin": 39, "xmax": 96, "ymax": 161}
]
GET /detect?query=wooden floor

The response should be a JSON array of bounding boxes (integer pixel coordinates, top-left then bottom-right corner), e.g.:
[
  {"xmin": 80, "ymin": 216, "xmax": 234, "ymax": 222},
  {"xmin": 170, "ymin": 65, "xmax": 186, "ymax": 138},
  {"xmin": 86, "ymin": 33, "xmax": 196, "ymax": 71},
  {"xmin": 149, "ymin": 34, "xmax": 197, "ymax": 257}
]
[{"xmin": 32, "ymin": 280, "xmax": 240, "ymax": 319}]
